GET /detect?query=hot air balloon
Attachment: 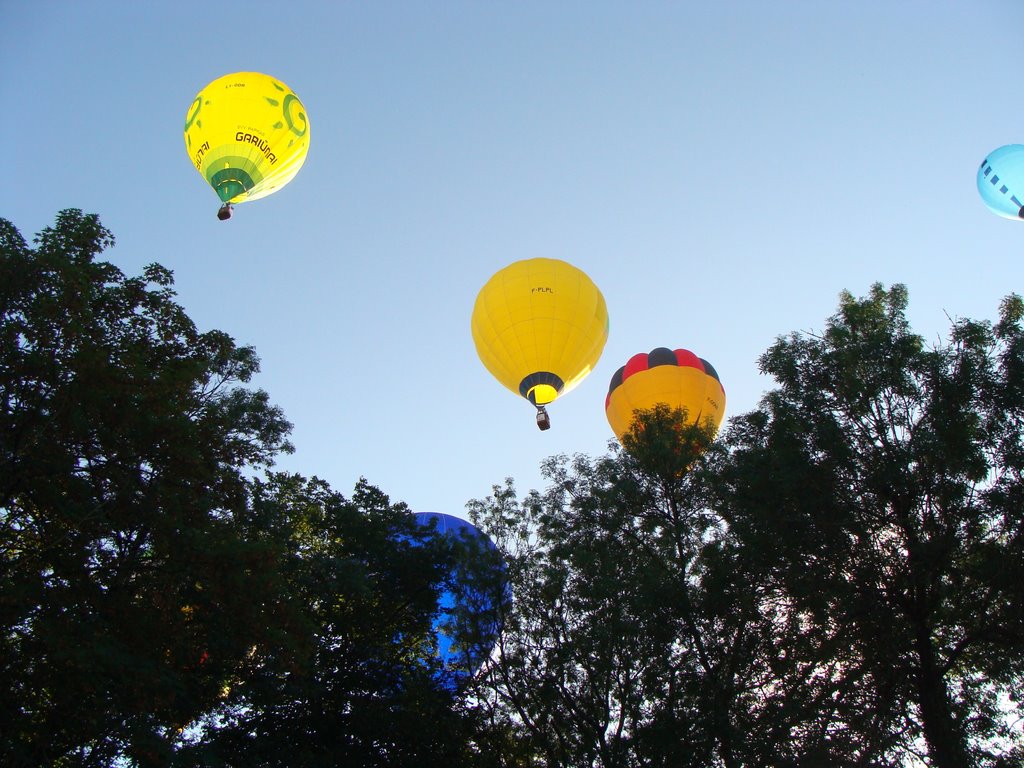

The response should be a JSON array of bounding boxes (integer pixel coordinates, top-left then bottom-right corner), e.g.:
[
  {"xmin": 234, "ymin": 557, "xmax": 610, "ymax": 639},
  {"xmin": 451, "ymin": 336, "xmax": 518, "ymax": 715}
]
[
  {"xmin": 184, "ymin": 72, "xmax": 310, "ymax": 220},
  {"xmin": 471, "ymin": 258, "xmax": 609, "ymax": 430},
  {"xmin": 978, "ymin": 144, "xmax": 1024, "ymax": 220},
  {"xmin": 413, "ymin": 512, "xmax": 505, "ymax": 686},
  {"xmin": 605, "ymin": 347, "xmax": 726, "ymax": 446}
]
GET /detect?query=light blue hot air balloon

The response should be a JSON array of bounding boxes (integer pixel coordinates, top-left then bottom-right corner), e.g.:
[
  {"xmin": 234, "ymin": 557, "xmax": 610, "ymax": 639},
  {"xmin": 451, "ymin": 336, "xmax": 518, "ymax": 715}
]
[{"xmin": 978, "ymin": 144, "xmax": 1024, "ymax": 220}]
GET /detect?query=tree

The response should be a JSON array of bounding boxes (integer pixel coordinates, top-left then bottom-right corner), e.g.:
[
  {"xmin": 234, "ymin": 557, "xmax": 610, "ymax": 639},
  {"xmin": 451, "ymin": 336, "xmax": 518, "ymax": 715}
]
[
  {"xmin": 179, "ymin": 473, "xmax": 495, "ymax": 768},
  {"xmin": 466, "ymin": 414, "xmax": 832, "ymax": 768},
  {"xmin": 0, "ymin": 210, "xmax": 494, "ymax": 767},
  {"xmin": 0, "ymin": 210, "xmax": 296, "ymax": 766},
  {"xmin": 468, "ymin": 284, "xmax": 1024, "ymax": 767},
  {"xmin": 716, "ymin": 284, "xmax": 1024, "ymax": 767}
]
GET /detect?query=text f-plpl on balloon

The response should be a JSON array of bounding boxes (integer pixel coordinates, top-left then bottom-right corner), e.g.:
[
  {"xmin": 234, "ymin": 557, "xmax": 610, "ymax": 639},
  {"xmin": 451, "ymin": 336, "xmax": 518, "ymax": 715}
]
[
  {"xmin": 978, "ymin": 145, "xmax": 1024, "ymax": 220},
  {"xmin": 605, "ymin": 347, "xmax": 726, "ymax": 452},
  {"xmin": 184, "ymin": 72, "xmax": 310, "ymax": 220},
  {"xmin": 471, "ymin": 258, "xmax": 609, "ymax": 430}
]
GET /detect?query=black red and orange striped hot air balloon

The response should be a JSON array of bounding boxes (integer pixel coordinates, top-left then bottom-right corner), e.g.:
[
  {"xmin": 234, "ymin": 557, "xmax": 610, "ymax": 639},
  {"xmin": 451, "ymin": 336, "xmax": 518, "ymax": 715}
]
[{"xmin": 605, "ymin": 347, "xmax": 726, "ymax": 446}]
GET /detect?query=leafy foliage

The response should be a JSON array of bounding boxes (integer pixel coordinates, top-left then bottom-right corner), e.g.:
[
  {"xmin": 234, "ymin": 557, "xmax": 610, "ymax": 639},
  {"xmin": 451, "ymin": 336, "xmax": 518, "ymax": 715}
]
[
  {"xmin": 716, "ymin": 284, "xmax": 1024, "ymax": 767},
  {"xmin": 178, "ymin": 474, "xmax": 493, "ymax": 767},
  {"xmin": 0, "ymin": 211, "xmax": 495, "ymax": 767},
  {"xmin": 6, "ymin": 213, "xmax": 1021, "ymax": 767},
  {"xmin": 1, "ymin": 210, "xmax": 294, "ymax": 766},
  {"xmin": 469, "ymin": 285, "xmax": 1024, "ymax": 767},
  {"xmin": 467, "ymin": 420, "xmax": 777, "ymax": 768}
]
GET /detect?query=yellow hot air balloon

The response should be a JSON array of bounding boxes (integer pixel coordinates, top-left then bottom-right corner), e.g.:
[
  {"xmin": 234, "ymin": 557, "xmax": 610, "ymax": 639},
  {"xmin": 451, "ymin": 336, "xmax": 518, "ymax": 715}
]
[
  {"xmin": 605, "ymin": 347, "xmax": 726, "ymax": 445},
  {"xmin": 184, "ymin": 72, "xmax": 310, "ymax": 220},
  {"xmin": 471, "ymin": 258, "xmax": 609, "ymax": 430}
]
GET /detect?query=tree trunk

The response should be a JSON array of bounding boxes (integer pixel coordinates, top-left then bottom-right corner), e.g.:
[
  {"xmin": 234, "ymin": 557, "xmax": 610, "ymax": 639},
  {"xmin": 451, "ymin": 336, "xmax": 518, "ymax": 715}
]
[{"xmin": 912, "ymin": 619, "xmax": 972, "ymax": 768}]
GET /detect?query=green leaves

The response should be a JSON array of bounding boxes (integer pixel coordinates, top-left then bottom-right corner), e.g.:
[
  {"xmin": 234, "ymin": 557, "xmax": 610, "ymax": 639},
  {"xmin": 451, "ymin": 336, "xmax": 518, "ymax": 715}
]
[
  {"xmin": 0, "ymin": 211, "xmax": 292, "ymax": 765},
  {"xmin": 724, "ymin": 284, "xmax": 1024, "ymax": 767},
  {"xmin": 472, "ymin": 285, "xmax": 1024, "ymax": 767},
  {"xmin": 7, "ymin": 212, "xmax": 1021, "ymax": 766},
  {"xmin": 2, "ymin": 211, "xmax": 499, "ymax": 767},
  {"xmin": 188, "ymin": 473, "xmax": 485, "ymax": 767}
]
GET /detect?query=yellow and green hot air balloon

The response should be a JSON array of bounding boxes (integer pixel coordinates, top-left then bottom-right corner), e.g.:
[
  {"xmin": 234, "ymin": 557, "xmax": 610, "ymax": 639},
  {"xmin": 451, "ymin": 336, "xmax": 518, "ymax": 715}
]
[
  {"xmin": 471, "ymin": 258, "xmax": 609, "ymax": 430},
  {"xmin": 184, "ymin": 72, "xmax": 310, "ymax": 220},
  {"xmin": 605, "ymin": 347, "xmax": 726, "ymax": 448}
]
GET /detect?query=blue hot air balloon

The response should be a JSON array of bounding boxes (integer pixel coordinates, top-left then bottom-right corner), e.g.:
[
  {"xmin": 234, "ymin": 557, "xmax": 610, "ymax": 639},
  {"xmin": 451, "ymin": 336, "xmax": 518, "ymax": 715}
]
[
  {"xmin": 413, "ymin": 512, "xmax": 505, "ymax": 685},
  {"xmin": 978, "ymin": 144, "xmax": 1024, "ymax": 220}
]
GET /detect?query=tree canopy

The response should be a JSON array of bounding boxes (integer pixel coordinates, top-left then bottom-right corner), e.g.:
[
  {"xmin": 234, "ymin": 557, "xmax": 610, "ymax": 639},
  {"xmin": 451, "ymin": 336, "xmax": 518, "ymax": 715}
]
[
  {"xmin": 467, "ymin": 285, "xmax": 1024, "ymax": 767},
  {"xmin": 718, "ymin": 284, "xmax": 1024, "ymax": 767},
  {"xmin": 3, "ymin": 211, "xmax": 1022, "ymax": 767},
  {"xmin": 0, "ymin": 211, "xmax": 492, "ymax": 767}
]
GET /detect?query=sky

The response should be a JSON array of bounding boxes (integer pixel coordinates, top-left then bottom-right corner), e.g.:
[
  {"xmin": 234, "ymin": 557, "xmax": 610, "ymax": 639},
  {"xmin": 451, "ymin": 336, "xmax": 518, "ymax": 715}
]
[{"xmin": 1, "ymin": 1, "xmax": 1022, "ymax": 519}]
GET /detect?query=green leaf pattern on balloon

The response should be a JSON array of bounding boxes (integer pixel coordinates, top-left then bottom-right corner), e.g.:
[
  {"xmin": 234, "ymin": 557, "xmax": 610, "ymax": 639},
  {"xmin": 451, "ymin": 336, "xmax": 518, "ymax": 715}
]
[
  {"xmin": 265, "ymin": 84, "xmax": 306, "ymax": 138},
  {"xmin": 282, "ymin": 93, "xmax": 307, "ymax": 137},
  {"xmin": 184, "ymin": 96, "xmax": 202, "ymax": 133}
]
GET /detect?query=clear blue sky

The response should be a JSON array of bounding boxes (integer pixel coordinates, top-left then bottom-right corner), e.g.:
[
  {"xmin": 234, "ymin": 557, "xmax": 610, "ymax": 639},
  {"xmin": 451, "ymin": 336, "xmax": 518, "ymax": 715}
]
[{"xmin": 1, "ymin": 1, "xmax": 1021, "ymax": 517}]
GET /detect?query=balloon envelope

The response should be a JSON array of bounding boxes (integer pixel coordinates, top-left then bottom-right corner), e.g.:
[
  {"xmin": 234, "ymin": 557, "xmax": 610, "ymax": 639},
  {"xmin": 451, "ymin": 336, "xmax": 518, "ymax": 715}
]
[
  {"xmin": 977, "ymin": 144, "xmax": 1024, "ymax": 220},
  {"xmin": 413, "ymin": 512, "xmax": 504, "ymax": 683},
  {"xmin": 605, "ymin": 347, "xmax": 726, "ymax": 443},
  {"xmin": 184, "ymin": 72, "xmax": 310, "ymax": 208},
  {"xmin": 471, "ymin": 258, "xmax": 609, "ymax": 409}
]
